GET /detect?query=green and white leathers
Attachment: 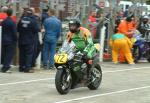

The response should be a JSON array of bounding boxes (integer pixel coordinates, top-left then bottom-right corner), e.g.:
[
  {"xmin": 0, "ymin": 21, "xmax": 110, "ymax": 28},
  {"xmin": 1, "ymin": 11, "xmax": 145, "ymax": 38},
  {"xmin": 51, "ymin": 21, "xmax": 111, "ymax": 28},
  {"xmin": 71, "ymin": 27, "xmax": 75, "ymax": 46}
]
[{"xmin": 66, "ymin": 27, "xmax": 96, "ymax": 58}]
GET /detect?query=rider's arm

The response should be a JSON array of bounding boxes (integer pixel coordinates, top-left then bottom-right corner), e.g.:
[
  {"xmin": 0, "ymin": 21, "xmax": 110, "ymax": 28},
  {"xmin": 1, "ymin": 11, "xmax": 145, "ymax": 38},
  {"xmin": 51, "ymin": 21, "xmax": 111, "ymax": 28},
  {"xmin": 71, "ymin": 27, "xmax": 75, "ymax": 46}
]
[{"xmin": 83, "ymin": 29, "xmax": 94, "ymax": 57}]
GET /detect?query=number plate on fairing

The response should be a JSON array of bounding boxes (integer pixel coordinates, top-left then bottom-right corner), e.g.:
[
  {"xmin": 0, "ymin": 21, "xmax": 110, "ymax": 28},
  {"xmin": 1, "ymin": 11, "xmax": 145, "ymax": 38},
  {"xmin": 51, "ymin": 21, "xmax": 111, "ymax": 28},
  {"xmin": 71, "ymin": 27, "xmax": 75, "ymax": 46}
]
[{"xmin": 54, "ymin": 53, "xmax": 68, "ymax": 64}]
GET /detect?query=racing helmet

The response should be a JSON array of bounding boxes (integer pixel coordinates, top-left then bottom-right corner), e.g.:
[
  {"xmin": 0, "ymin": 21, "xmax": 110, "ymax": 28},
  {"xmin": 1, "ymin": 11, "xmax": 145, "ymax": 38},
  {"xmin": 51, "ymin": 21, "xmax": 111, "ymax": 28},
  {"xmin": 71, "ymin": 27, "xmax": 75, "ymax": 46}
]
[
  {"xmin": 69, "ymin": 19, "xmax": 81, "ymax": 33},
  {"xmin": 142, "ymin": 15, "xmax": 149, "ymax": 24},
  {"xmin": 69, "ymin": 19, "xmax": 81, "ymax": 27}
]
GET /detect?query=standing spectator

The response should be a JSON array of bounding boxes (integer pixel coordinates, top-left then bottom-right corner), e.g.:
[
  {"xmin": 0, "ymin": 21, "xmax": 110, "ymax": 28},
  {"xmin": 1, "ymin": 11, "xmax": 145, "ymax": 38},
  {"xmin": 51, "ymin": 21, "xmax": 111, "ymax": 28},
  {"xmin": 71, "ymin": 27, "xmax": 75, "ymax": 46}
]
[
  {"xmin": 41, "ymin": 8, "xmax": 49, "ymax": 25},
  {"xmin": 17, "ymin": 8, "xmax": 39, "ymax": 73},
  {"xmin": 0, "ymin": 6, "xmax": 8, "ymax": 25},
  {"xmin": 41, "ymin": 0, "xmax": 49, "ymax": 24},
  {"xmin": 0, "ymin": 6, "xmax": 17, "ymax": 24},
  {"xmin": 30, "ymin": 7, "xmax": 41, "ymax": 67},
  {"xmin": 42, "ymin": 9, "xmax": 61, "ymax": 69},
  {"xmin": 0, "ymin": 6, "xmax": 8, "ymax": 65},
  {"xmin": 41, "ymin": 7, "xmax": 49, "ymax": 63},
  {"xmin": 1, "ymin": 8, "xmax": 17, "ymax": 73},
  {"xmin": 88, "ymin": 10, "xmax": 97, "ymax": 39}
]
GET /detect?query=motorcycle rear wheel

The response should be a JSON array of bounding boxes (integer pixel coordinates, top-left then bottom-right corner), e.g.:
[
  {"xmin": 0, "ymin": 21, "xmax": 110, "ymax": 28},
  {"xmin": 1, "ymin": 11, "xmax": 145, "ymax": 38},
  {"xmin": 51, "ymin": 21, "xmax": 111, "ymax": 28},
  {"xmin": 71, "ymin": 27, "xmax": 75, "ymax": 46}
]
[
  {"xmin": 88, "ymin": 64, "xmax": 102, "ymax": 90},
  {"xmin": 55, "ymin": 69, "xmax": 72, "ymax": 94}
]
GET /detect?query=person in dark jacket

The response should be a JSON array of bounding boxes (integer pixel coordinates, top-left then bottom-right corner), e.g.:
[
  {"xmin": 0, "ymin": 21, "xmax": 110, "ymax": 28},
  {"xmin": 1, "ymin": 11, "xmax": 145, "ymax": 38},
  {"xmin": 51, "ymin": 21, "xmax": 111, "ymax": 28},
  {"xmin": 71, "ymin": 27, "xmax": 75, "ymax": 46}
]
[
  {"xmin": 30, "ymin": 7, "xmax": 41, "ymax": 67},
  {"xmin": 41, "ymin": 8, "xmax": 49, "ymax": 25},
  {"xmin": 1, "ymin": 8, "xmax": 17, "ymax": 73},
  {"xmin": 17, "ymin": 8, "xmax": 39, "ymax": 73}
]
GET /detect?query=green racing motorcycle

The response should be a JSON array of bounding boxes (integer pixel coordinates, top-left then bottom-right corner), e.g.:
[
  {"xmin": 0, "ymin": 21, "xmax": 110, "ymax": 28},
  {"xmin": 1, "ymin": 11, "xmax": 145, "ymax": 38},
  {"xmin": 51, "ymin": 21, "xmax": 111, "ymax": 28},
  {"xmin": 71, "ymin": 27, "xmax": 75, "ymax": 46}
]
[{"xmin": 54, "ymin": 40, "xmax": 102, "ymax": 94}]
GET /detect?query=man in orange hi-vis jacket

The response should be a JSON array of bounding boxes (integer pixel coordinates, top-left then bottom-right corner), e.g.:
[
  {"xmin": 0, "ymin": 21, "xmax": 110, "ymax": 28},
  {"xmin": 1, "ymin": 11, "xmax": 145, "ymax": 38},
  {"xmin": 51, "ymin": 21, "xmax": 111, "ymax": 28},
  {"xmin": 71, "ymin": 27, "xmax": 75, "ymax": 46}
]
[
  {"xmin": 128, "ymin": 18, "xmax": 137, "ymax": 34},
  {"xmin": 118, "ymin": 16, "xmax": 135, "ymax": 38},
  {"xmin": 117, "ymin": 16, "xmax": 135, "ymax": 63}
]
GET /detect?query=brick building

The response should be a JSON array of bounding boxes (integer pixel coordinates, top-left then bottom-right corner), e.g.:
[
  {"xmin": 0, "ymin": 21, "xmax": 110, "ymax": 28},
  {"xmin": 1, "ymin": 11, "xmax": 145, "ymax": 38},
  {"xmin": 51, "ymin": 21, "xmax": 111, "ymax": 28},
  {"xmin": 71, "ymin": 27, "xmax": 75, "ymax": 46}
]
[{"xmin": 30, "ymin": 0, "xmax": 41, "ymax": 12}]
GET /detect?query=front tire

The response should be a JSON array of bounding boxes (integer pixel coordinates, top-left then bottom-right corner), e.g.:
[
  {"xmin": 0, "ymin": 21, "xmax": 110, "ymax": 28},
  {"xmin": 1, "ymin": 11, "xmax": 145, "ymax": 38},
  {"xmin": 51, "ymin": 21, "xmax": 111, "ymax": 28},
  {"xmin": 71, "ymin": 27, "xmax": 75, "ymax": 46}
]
[
  {"xmin": 88, "ymin": 64, "xmax": 102, "ymax": 90},
  {"xmin": 55, "ymin": 69, "xmax": 72, "ymax": 94}
]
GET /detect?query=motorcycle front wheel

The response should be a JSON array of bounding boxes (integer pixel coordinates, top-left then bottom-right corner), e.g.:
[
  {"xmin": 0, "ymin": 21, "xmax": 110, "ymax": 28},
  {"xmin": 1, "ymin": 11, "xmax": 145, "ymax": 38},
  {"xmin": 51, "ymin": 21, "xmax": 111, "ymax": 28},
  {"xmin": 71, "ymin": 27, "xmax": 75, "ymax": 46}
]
[
  {"xmin": 88, "ymin": 64, "xmax": 102, "ymax": 90},
  {"xmin": 55, "ymin": 69, "xmax": 72, "ymax": 94}
]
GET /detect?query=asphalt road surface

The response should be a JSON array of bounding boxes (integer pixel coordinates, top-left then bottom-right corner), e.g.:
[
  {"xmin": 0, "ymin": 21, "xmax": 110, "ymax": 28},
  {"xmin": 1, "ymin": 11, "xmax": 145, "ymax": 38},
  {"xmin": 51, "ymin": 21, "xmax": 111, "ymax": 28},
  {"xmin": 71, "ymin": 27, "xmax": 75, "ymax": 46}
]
[{"xmin": 0, "ymin": 62, "xmax": 150, "ymax": 103}]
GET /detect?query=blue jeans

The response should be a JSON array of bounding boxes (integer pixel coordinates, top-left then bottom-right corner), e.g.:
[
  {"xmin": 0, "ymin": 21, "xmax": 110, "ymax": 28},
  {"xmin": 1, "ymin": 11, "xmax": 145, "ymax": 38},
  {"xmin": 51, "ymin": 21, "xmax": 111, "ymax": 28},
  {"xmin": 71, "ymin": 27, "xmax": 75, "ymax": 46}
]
[{"xmin": 42, "ymin": 36, "xmax": 57, "ymax": 67}]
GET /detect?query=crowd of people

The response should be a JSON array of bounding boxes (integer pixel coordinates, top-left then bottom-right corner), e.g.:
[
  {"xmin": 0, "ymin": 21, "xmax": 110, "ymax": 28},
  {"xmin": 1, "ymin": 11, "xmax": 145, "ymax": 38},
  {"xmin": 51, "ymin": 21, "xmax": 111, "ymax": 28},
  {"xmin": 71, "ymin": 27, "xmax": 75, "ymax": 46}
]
[
  {"xmin": 110, "ymin": 11, "xmax": 150, "ymax": 64},
  {"xmin": 0, "ymin": 6, "xmax": 61, "ymax": 73},
  {"xmin": 87, "ymin": 8, "xmax": 150, "ymax": 65}
]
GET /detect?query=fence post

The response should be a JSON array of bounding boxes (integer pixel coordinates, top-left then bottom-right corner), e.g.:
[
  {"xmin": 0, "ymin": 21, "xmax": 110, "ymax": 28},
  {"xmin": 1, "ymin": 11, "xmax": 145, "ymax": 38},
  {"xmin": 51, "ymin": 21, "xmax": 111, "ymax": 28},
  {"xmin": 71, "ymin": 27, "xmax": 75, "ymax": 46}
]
[
  {"xmin": 99, "ymin": 26, "xmax": 106, "ymax": 62},
  {"xmin": 36, "ymin": 32, "xmax": 42, "ymax": 69}
]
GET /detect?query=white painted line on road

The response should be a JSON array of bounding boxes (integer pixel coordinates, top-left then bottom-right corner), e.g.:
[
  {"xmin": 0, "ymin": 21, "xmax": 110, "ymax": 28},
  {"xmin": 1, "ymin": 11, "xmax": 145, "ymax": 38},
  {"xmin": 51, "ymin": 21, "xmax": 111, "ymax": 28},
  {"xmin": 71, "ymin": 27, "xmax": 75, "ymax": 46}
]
[
  {"xmin": 37, "ymin": 67, "xmax": 150, "ymax": 75},
  {"xmin": 103, "ymin": 67, "xmax": 150, "ymax": 73},
  {"xmin": 0, "ymin": 66, "xmax": 149, "ymax": 86},
  {"xmin": 0, "ymin": 78, "xmax": 54, "ymax": 86},
  {"xmin": 54, "ymin": 85, "xmax": 150, "ymax": 103},
  {"xmin": 38, "ymin": 72, "xmax": 56, "ymax": 75}
]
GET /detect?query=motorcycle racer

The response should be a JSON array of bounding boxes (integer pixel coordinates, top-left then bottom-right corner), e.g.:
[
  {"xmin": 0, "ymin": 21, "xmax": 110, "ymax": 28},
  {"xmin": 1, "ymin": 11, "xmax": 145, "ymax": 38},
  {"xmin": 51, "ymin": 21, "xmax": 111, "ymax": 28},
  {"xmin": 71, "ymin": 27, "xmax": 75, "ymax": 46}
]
[{"xmin": 66, "ymin": 19, "xmax": 97, "ymax": 59}]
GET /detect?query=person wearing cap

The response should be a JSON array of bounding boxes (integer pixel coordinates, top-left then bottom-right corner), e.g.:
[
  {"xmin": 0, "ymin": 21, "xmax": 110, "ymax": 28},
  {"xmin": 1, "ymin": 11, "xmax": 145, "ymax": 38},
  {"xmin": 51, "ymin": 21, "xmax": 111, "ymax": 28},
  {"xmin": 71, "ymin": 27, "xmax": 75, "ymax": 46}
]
[
  {"xmin": 42, "ymin": 9, "xmax": 61, "ymax": 69},
  {"xmin": 1, "ymin": 8, "xmax": 17, "ymax": 73},
  {"xmin": 17, "ymin": 8, "xmax": 39, "ymax": 73}
]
